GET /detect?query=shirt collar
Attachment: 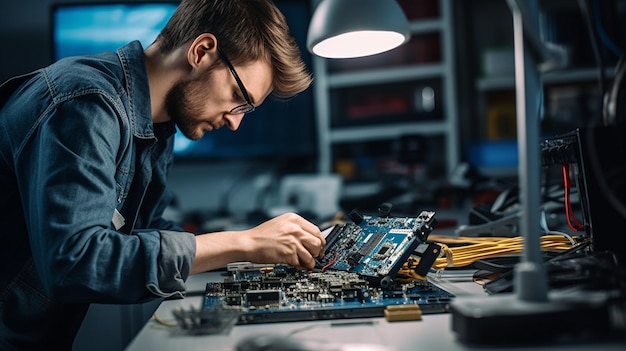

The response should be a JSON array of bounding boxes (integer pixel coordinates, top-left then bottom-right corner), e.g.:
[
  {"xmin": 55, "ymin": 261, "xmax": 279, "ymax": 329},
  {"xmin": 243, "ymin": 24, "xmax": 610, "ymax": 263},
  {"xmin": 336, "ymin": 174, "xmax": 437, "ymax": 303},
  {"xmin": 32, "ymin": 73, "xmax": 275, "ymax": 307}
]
[{"xmin": 116, "ymin": 41, "xmax": 156, "ymax": 139}]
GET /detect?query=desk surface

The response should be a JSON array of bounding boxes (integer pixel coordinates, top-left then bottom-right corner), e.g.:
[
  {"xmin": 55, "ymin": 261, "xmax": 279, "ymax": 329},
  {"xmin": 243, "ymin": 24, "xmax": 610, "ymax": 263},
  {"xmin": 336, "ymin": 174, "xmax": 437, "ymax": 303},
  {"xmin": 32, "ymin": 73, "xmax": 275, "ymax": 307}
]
[{"xmin": 126, "ymin": 271, "xmax": 626, "ymax": 351}]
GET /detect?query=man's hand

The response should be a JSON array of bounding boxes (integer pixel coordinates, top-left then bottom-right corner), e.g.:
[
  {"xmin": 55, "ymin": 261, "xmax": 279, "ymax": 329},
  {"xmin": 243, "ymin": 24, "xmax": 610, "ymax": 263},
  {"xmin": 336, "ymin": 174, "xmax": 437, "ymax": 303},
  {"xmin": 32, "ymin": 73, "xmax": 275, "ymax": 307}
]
[
  {"xmin": 240, "ymin": 212, "xmax": 326, "ymax": 270},
  {"xmin": 191, "ymin": 212, "xmax": 325, "ymax": 273}
]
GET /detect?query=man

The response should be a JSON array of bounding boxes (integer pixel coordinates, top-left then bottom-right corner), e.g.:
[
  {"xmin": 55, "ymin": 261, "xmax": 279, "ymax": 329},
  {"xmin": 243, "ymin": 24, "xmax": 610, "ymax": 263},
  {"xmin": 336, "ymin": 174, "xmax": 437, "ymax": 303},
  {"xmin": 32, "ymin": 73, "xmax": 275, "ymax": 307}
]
[{"xmin": 0, "ymin": 0, "xmax": 324, "ymax": 349}]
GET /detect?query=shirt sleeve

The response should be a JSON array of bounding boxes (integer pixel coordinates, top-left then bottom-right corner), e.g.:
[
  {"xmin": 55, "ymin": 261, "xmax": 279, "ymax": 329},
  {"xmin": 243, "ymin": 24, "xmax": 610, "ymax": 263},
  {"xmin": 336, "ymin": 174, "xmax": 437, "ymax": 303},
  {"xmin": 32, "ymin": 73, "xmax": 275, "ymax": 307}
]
[{"xmin": 147, "ymin": 230, "xmax": 196, "ymax": 298}]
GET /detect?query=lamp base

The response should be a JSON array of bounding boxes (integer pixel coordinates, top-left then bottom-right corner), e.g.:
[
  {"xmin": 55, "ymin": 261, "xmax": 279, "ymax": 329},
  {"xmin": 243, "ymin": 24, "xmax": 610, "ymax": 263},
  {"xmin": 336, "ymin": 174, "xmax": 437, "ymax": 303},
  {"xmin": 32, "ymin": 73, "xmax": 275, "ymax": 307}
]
[{"xmin": 450, "ymin": 290, "xmax": 615, "ymax": 345}]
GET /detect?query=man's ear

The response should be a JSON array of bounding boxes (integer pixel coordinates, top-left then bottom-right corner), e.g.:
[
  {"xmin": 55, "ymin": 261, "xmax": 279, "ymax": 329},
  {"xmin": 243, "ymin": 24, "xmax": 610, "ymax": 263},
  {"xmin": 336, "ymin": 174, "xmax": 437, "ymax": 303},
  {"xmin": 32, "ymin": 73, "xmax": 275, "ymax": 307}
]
[{"xmin": 186, "ymin": 33, "xmax": 219, "ymax": 69}]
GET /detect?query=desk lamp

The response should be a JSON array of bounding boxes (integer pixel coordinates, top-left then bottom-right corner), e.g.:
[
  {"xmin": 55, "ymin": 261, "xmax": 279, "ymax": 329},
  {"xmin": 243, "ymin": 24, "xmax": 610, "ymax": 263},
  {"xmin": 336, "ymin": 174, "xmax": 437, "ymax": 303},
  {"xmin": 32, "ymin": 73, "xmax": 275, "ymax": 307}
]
[
  {"xmin": 306, "ymin": 0, "xmax": 411, "ymax": 58},
  {"xmin": 449, "ymin": 0, "xmax": 612, "ymax": 344}
]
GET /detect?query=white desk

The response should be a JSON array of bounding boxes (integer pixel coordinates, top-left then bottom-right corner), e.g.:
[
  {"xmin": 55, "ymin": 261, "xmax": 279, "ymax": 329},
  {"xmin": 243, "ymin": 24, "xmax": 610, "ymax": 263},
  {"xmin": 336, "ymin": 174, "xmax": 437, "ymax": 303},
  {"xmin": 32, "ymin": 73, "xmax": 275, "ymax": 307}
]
[{"xmin": 126, "ymin": 271, "xmax": 626, "ymax": 351}]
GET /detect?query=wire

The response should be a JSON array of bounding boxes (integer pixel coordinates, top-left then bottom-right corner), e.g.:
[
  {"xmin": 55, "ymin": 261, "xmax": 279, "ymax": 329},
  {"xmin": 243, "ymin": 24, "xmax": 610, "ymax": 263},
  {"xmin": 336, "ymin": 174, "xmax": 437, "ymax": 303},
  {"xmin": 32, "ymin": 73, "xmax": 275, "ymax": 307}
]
[
  {"xmin": 151, "ymin": 313, "xmax": 178, "ymax": 328},
  {"xmin": 540, "ymin": 210, "xmax": 577, "ymax": 245},
  {"xmin": 579, "ymin": 0, "xmax": 607, "ymax": 122},
  {"xmin": 562, "ymin": 165, "xmax": 585, "ymax": 231},
  {"xmin": 320, "ymin": 252, "xmax": 338, "ymax": 272},
  {"xmin": 396, "ymin": 234, "xmax": 578, "ymax": 283},
  {"xmin": 545, "ymin": 230, "xmax": 577, "ymax": 246},
  {"xmin": 592, "ymin": 0, "xmax": 622, "ymax": 58},
  {"xmin": 396, "ymin": 257, "xmax": 428, "ymax": 283},
  {"xmin": 424, "ymin": 234, "xmax": 577, "ymax": 270}
]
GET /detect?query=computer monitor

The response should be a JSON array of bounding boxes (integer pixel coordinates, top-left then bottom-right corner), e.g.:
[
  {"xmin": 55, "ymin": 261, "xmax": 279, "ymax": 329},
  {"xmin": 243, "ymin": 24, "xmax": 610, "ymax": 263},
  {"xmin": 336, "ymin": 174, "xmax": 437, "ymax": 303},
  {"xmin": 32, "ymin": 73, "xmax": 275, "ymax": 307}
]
[{"xmin": 51, "ymin": 1, "xmax": 317, "ymax": 162}]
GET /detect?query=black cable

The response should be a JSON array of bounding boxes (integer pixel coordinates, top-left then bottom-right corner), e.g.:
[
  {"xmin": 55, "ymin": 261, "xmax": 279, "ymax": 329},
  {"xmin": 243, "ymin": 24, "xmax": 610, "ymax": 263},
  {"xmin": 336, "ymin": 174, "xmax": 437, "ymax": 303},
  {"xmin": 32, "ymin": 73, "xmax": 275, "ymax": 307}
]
[
  {"xmin": 592, "ymin": 0, "xmax": 622, "ymax": 58},
  {"xmin": 578, "ymin": 0, "xmax": 606, "ymax": 126}
]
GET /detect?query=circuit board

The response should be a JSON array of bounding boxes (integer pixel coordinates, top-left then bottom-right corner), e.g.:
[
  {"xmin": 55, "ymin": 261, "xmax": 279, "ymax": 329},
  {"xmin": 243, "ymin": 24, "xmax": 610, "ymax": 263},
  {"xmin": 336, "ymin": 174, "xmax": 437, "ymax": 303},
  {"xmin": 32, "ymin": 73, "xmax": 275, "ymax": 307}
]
[
  {"xmin": 202, "ymin": 265, "xmax": 454, "ymax": 325},
  {"xmin": 315, "ymin": 210, "xmax": 437, "ymax": 285}
]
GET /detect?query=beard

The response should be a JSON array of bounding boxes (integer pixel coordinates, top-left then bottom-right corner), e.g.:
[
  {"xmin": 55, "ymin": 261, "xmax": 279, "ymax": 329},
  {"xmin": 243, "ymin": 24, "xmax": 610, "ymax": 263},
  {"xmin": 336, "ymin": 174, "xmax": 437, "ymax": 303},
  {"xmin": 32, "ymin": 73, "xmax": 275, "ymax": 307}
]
[{"xmin": 165, "ymin": 66, "xmax": 216, "ymax": 140}]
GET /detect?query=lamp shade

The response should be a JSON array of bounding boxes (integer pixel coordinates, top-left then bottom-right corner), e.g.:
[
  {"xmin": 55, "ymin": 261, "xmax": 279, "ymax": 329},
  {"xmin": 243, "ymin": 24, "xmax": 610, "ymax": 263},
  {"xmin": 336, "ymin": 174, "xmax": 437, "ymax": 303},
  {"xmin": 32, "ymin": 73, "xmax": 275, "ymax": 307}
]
[{"xmin": 307, "ymin": 0, "xmax": 411, "ymax": 59}]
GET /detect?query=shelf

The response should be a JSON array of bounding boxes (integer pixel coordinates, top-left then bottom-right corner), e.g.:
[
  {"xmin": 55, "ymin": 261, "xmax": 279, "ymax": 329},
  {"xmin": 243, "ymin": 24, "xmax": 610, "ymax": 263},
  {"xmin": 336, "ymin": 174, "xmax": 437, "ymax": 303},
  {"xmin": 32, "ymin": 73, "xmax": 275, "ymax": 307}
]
[
  {"xmin": 327, "ymin": 64, "xmax": 445, "ymax": 88},
  {"xmin": 313, "ymin": 0, "xmax": 459, "ymax": 177},
  {"xmin": 476, "ymin": 67, "xmax": 610, "ymax": 91},
  {"xmin": 409, "ymin": 19, "xmax": 443, "ymax": 33},
  {"xmin": 477, "ymin": 166, "xmax": 518, "ymax": 178},
  {"xmin": 330, "ymin": 122, "xmax": 448, "ymax": 143},
  {"xmin": 458, "ymin": 0, "xmax": 625, "ymax": 181}
]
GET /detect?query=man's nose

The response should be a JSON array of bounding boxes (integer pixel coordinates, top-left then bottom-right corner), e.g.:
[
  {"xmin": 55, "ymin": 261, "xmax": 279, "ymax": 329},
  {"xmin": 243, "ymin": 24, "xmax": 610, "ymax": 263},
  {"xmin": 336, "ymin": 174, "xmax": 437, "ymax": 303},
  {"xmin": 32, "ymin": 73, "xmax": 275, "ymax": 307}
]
[{"xmin": 224, "ymin": 113, "xmax": 245, "ymax": 131}]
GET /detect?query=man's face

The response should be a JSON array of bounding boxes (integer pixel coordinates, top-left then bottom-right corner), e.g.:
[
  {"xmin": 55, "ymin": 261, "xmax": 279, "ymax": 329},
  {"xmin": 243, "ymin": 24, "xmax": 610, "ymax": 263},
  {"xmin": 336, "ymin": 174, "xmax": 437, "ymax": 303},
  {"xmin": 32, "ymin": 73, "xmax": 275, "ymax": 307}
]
[{"xmin": 165, "ymin": 58, "xmax": 273, "ymax": 141}]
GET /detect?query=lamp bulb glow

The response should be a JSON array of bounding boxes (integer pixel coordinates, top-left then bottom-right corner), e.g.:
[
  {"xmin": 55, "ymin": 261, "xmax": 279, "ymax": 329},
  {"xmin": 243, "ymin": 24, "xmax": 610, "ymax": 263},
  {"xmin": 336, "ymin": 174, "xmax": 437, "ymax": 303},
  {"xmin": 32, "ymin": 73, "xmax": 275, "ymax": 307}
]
[{"xmin": 311, "ymin": 30, "xmax": 407, "ymax": 59}]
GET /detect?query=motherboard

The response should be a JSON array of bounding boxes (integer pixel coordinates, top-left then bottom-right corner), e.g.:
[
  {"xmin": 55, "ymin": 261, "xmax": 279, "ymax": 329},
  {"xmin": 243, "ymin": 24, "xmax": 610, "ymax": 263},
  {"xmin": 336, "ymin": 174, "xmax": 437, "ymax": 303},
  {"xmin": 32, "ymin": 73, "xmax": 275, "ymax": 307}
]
[
  {"xmin": 188, "ymin": 209, "xmax": 448, "ymax": 332},
  {"xmin": 316, "ymin": 210, "xmax": 437, "ymax": 286},
  {"xmin": 202, "ymin": 264, "xmax": 454, "ymax": 325}
]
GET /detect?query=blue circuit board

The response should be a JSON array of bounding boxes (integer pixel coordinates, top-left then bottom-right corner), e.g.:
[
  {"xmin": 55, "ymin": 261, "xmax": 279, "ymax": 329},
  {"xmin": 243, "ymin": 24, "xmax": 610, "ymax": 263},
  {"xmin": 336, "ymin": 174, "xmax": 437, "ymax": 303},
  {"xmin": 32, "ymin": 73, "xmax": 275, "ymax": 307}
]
[
  {"xmin": 316, "ymin": 210, "xmax": 437, "ymax": 284},
  {"xmin": 202, "ymin": 265, "xmax": 454, "ymax": 325}
]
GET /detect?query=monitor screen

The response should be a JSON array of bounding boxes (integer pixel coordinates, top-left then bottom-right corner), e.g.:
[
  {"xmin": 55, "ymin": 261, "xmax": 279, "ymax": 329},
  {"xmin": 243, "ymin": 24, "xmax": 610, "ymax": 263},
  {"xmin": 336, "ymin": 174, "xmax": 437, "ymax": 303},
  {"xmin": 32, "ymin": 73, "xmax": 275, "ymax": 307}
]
[{"xmin": 51, "ymin": 1, "xmax": 317, "ymax": 161}]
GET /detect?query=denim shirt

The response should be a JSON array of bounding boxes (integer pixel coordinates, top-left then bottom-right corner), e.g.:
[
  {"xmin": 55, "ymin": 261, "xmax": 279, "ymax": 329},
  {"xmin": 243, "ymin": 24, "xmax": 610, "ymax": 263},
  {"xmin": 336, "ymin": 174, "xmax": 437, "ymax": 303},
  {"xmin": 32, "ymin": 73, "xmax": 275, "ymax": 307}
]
[{"xmin": 0, "ymin": 41, "xmax": 196, "ymax": 349}]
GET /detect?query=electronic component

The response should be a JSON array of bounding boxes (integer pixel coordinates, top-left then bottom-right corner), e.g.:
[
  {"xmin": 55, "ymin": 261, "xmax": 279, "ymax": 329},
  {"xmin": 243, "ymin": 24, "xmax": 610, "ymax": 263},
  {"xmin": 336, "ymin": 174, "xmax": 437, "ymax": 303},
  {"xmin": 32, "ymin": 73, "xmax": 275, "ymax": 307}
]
[
  {"xmin": 542, "ymin": 126, "xmax": 626, "ymax": 267},
  {"xmin": 384, "ymin": 304, "xmax": 423, "ymax": 322},
  {"xmin": 202, "ymin": 265, "xmax": 453, "ymax": 325},
  {"xmin": 316, "ymin": 210, "xmax": 437, "ymax": 286},
  {"xmin": 195, "ymin": 209, "xmax": 447, "ymax": 329}
]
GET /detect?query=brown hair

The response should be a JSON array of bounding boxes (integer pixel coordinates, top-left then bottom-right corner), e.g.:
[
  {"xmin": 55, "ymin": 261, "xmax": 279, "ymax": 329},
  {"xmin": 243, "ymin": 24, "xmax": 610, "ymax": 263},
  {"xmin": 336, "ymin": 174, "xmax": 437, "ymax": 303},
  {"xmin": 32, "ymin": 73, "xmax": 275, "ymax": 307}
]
[{"xmin": 155, "ymin": 0, "xmax": 312, "ymax": 98}]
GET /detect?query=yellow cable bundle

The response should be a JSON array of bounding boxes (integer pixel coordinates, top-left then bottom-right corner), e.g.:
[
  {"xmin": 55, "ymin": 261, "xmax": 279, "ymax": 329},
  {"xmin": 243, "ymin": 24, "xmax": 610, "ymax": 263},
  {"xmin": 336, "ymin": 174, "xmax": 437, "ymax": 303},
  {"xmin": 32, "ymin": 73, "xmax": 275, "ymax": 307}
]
[
  {"xmin": 396, "ymin": 258, "xmax": 429, "ymax": 282},
  {"xmin": 396, "ymin": 234, "xmax": 578, "ymax": 283},
  {"xmin": 428, "ymin": 234, "xmax": 576, "ymax": 269}
]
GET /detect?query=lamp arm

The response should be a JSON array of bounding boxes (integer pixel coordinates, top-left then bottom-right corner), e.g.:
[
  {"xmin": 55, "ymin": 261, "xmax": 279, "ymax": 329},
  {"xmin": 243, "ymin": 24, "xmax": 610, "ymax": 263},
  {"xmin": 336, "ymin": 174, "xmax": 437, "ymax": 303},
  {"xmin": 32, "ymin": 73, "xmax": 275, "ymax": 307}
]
[
  {"xmin": 506, "ymin": 0, "xmax": 569, "ymax": 71},
  {"xmin": 506, "ymin": 0, "xmax": 551, "ymax": 303}
]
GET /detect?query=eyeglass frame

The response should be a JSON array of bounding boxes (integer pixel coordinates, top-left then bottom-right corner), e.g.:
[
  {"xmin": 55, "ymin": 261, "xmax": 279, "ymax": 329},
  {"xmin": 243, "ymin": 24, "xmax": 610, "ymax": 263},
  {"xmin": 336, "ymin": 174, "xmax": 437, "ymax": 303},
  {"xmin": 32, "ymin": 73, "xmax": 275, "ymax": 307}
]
[{"xmin": 217, "ymin": 46, "xmax": 256, "ymax": 115}]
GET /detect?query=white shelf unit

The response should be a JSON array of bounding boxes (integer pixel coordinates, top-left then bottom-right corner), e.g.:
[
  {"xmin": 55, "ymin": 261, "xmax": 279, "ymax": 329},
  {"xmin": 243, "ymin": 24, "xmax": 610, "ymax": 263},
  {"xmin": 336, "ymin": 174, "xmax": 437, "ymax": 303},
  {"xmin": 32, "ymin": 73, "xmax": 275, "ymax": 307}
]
[{"xmin": 311, "ymin": 0, "xmax": 459, "ymax": 179}]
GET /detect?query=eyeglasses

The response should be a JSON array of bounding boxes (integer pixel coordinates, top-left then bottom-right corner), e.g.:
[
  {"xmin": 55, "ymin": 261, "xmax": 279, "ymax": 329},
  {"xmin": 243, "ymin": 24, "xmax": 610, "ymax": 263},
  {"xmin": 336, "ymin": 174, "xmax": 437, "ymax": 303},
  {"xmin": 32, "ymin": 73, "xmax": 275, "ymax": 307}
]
[{"xmin": 217, "ymin": 46, "xmax": 256, "ymax": 115}]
